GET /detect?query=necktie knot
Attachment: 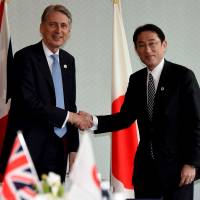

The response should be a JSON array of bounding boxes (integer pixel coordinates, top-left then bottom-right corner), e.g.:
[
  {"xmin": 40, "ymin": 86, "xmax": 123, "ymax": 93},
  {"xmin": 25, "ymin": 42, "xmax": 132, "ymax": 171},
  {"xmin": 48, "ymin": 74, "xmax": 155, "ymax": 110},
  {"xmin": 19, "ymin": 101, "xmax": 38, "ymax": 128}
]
[{"xmin": 51, "ymin": 54, "xmax": 59, "ymax": 62}]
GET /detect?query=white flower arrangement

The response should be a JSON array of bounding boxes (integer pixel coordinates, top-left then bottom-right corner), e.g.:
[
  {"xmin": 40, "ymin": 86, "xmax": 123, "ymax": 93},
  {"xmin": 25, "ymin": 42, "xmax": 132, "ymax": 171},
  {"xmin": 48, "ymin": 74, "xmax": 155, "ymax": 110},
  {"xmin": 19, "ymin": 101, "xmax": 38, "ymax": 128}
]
[{"xmin": 35, "ymin": 172, "xmax": 66, "ymax": 200}]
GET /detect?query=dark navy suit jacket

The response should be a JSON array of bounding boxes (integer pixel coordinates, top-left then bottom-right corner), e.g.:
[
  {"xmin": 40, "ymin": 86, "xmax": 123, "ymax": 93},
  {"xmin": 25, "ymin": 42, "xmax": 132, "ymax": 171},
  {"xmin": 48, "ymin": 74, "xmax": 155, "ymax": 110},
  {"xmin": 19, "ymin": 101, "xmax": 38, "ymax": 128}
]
[
  {"xmin": 0, "ymin": 41, "xmax": 79, "ymax": 180},
  {"xmin": 95, "ymin": 60, "xmax": 200, "ymax": 191}
]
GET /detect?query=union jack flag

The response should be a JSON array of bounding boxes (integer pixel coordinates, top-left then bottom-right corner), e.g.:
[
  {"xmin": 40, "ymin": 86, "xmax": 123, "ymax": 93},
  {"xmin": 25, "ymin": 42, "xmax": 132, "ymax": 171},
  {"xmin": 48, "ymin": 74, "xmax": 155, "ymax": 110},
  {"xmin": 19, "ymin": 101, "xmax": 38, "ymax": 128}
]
[{"xmin": 0, "ymin": 131, "xmax": 40, "ymax": 200}]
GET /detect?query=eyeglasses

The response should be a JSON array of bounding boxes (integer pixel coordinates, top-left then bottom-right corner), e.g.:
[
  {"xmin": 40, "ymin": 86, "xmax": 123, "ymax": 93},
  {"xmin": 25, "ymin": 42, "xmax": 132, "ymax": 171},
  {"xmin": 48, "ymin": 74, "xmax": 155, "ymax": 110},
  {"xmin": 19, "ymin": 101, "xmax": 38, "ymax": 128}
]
[{"xmin": 137, "ymin": 40, "xmax": 161, "ymax": 50}]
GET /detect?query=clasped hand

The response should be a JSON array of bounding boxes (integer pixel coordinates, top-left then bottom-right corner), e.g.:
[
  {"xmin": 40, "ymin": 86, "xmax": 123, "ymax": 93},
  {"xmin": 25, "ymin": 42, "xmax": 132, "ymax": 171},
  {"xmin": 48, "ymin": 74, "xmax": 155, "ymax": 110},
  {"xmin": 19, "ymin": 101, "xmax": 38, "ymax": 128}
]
[{"xmin": 68, "ymin": 111, "xmax": 93, "ymax": 131}]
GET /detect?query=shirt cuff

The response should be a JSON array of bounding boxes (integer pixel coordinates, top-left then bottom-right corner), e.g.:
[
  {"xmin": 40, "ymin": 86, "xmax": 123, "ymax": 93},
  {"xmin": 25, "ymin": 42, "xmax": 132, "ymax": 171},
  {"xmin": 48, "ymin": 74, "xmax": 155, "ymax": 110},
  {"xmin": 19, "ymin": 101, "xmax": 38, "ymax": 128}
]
[
  {"xmin": 90, "ymin": 115, "xmax": 98, "ymax": 131},
  {"xmin": 62, "ymin": 111, "xmax": 69, "ymax": 128}
]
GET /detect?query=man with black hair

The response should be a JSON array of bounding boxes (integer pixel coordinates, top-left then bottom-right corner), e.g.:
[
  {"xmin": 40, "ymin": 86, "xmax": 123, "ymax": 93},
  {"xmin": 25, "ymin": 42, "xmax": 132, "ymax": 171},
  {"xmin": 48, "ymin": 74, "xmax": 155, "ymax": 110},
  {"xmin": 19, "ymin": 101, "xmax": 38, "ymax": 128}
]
[{"xmin": 81, "ymin": 24, "xmax": 200, "ymax": 199}]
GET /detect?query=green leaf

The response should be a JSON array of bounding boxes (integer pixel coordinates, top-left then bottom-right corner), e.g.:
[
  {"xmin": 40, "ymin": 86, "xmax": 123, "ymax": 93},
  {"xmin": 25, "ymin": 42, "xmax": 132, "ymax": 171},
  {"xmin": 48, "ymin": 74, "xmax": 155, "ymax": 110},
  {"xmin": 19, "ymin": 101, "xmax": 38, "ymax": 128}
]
[{"xmin": 57, "ymin": 185, "xmax": 64, "ymax": 197}]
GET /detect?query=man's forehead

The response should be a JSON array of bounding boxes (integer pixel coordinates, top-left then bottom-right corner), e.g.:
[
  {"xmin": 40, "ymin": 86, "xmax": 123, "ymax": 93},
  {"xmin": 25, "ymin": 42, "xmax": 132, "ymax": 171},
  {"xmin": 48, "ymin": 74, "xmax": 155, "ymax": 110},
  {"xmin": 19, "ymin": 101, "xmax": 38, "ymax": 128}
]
[
  {"xmin": 137, "ymin": 32, "xmax": 159, "ymax": 42},
  {"xmin": 46, "ymin": 11, "xmax": 69, "ymax": 20}
]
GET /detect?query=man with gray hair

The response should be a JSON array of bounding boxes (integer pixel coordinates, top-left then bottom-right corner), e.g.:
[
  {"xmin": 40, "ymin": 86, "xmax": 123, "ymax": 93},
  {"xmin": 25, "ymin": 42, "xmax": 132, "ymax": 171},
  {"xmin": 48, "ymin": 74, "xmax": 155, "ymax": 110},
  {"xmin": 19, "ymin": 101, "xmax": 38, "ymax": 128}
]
[{"xmin": 0, "ymin": 4, "xmax": 92, "ymax": 181}]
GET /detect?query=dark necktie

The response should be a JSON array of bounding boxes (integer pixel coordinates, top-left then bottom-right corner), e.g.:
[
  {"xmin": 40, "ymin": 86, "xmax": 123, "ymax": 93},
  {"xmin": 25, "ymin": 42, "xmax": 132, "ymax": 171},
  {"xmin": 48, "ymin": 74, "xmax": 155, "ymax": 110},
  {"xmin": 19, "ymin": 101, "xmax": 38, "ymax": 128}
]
[
  {"xmin": 147, "ymin": 73, "xmax": 156, "ymax": 159},
  {"xmin": 51, "ymin": 54, "xmax": 67, "ymax": 138},
  {"xmin": 147, "ymin": 73, "xmax": 155, "ymax": 121}
]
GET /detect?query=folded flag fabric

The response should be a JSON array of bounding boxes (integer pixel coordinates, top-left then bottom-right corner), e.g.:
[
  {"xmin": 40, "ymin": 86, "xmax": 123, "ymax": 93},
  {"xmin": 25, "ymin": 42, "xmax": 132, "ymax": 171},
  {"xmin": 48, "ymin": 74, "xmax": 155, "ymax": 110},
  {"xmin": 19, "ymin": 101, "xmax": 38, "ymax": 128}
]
[
  {"xmin": 68, "ymin": 131, "xmax": 101, "ymax": 200},
  {"xmin": 0, "ymin": 0, "xmax": 13, "ymax": 161},
  {"xmin": 111, "ymin": 0, "xmax": 139, "ymax": 198},
  {"xmin": 0, "ymin": 131, "xmax": 40, "ymax": 200}
]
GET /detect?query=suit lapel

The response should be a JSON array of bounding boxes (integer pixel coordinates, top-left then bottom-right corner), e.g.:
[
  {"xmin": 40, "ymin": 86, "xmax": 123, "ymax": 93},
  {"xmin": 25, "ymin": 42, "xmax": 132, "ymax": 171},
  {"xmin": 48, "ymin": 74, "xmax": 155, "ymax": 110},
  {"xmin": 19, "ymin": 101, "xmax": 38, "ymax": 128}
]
[
  {"xmin": 35, "ymin": 42, "xmax": 55, "ymax": 91},
  {"xmin": 34, "ymin": 43, "xmax": 74, "ymax": 109},
  {"xmin": 156, "ymin": 60, "xmax": 172, "ymax": 98},
  {"xmin": 138, "ymin": 68, "xmax": 148, "ymax": 116},
  {"xmin": 153, "ymin": 60, "xmax": 173, "ymax": 116},
  {"xmin": 143, "ymin": 69, "xmax": 148, "ymax": 109},
  {"xmin": 59, "ymin": 50, "xmax": 72, "ymax": 106}
]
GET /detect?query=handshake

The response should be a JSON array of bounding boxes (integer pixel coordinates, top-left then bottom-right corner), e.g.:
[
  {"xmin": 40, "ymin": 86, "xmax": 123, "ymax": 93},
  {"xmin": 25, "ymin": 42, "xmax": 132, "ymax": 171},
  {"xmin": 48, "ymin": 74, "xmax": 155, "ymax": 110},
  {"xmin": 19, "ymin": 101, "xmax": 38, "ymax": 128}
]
[{"xmin": 68, "ymin": 111, "xmax": 94, "ymax": 131}]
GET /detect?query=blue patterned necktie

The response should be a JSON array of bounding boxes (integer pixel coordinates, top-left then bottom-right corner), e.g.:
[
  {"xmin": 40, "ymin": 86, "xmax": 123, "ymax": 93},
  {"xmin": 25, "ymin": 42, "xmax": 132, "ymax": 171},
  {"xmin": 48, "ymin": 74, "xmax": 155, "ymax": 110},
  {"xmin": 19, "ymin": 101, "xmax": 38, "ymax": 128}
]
[
  {"xmin": 51, "ymin": 54, "xmax": 67, "ymax": 138},
  {"xmin": 147, "ymin": 73, "xmax": 155, "ymax": 121}
]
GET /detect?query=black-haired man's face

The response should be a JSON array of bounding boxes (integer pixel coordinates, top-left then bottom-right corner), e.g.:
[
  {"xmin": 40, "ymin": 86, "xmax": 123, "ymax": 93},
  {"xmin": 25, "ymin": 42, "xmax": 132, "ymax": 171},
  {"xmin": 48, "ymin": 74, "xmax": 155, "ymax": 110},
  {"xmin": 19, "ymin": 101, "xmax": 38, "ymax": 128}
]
[{"xmin": 135, "ymin": 31, "xmax": 167, "ymax": 71}]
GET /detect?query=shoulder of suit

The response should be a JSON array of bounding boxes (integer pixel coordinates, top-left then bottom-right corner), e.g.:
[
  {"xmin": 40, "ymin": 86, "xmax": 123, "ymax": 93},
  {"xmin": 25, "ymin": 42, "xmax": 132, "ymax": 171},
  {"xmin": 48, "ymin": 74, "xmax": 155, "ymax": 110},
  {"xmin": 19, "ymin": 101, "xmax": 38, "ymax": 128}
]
[
  {"xmin": 14, "ymin": 42, "xmax": 42, "ymax": 57},
  {"xmin": 130, "ymin": 67, "xmax": 147, "ymax": 79},
  {"xmin": 163, "ymin": 60, "xmax": 197, "ymax": 86},
  {"xmin": 164, "ymin": 60, "xmax": 192, "ymax": 74},
  {"xmin": 59, "ymin": 48, "xmax": 75, "ymax": 59}
]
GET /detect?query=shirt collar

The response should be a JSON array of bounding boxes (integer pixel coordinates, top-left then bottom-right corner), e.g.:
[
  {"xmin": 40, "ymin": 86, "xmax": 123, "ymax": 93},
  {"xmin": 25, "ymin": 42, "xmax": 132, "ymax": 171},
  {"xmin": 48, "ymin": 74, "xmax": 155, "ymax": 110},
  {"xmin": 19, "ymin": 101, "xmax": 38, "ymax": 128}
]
[
  {"xmin": 147, "ymin": 58, "xmax": 165, "ymax": 90},
  {"xmin": 147, "ymin": 58, "xmax": 164, "ymax": 77},
  {"xmin": 42, "ymin": 41, "xmax": 59, "ymax": 58}
]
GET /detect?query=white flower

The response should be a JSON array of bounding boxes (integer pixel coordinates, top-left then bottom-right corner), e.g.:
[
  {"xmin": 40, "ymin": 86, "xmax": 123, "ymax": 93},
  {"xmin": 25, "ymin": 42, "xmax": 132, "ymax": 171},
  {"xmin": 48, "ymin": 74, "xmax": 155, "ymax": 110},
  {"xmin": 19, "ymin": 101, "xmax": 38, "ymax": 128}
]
[
  {"xmin": 40, "ymin": 172, "xmax": 64, "ymax": 198},
  {"xmin": 46, "ymin": 172, "xmax": 61, "ymax": 187},
  {"xmin": 51, "ymin": 184, "xmax": 60, "ymax": 196}
]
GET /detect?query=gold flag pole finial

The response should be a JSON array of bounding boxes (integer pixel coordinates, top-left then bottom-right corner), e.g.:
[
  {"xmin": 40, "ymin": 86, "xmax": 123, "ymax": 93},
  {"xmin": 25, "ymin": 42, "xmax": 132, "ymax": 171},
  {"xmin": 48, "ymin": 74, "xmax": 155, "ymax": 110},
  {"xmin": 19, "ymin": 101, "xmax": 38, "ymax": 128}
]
[{"xmin": 113, "ymin": 0, "xmax": 120, "ymax": 4}]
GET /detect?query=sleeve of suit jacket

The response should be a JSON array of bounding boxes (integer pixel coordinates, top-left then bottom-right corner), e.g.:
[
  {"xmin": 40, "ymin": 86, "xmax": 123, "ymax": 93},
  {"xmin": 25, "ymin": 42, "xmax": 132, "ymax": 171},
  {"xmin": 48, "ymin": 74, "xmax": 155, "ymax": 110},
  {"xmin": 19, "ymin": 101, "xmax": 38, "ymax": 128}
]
[
  {"xmin": 96, "ymin": 74, "xmax": 139, "ymax": 133},
  {"xmin": 179, "ymin": 69, "xmax": 200, "ymax": 167}
]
